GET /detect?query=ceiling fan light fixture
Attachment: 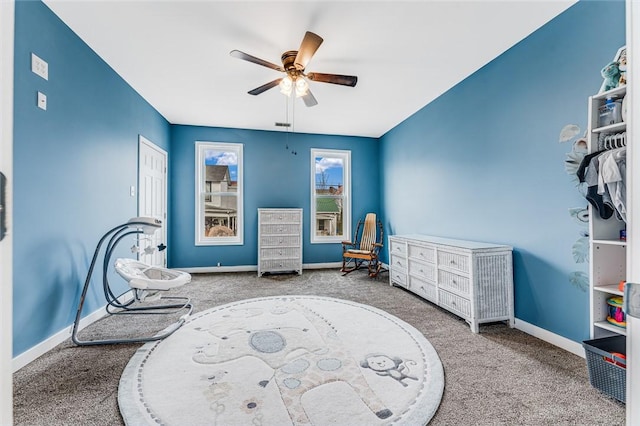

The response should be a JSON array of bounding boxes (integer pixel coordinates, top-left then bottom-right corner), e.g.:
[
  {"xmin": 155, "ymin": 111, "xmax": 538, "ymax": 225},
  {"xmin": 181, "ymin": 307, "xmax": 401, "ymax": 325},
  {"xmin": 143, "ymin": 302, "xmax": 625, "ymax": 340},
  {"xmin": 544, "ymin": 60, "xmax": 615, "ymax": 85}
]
[
  {"xmin": 294, "ymin": 77, "xmax": 309, "ymax": 97},
  {"xmin": 279, "ymin": 75, "xmax": 293, "ymax": 96}
]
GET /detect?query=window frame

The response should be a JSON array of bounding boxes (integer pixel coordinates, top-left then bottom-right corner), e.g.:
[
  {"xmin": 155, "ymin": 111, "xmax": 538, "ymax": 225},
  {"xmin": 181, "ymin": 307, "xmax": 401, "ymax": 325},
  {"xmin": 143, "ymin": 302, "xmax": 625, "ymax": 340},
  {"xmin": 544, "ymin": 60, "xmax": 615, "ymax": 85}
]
[
  {"xmin": 195, "ymin": 141, "xmax": 243, "ymax": 246},
  {"xmin": 310, "ymin": 148, "xmax": 351, "ymax": 244}
]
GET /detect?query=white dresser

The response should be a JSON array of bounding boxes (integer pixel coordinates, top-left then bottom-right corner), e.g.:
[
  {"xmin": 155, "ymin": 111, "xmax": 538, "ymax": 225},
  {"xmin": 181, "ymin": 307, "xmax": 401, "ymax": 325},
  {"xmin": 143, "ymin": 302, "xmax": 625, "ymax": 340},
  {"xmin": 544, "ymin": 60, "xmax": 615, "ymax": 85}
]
[
  {"xmin": 258, "ymin": 208, "xmax": 303, "ymax": 276},
  {"xmin": 389, "ymin": 234, "xmax": 514, "ymax": 333}
]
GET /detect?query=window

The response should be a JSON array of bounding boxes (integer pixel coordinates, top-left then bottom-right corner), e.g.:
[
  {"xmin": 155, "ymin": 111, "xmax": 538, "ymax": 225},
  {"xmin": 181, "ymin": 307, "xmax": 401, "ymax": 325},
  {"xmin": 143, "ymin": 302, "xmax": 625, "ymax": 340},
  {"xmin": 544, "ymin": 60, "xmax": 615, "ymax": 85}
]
[
  {"xmin": 311, "ymin": 149, "xmax": 351, "ymax": 243},
  {"xmin": 195, "ymin": 142, "xmax": 243, "ymax": 245}
]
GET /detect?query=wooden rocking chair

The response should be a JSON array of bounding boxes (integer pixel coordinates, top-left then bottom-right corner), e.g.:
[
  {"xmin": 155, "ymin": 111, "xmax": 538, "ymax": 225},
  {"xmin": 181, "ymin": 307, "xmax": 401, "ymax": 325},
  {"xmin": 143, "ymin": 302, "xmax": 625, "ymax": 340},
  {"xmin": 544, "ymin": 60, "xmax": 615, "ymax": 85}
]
[{"xmin": 341, "ymin": 213, "xmax": 384, "ymax": 278}]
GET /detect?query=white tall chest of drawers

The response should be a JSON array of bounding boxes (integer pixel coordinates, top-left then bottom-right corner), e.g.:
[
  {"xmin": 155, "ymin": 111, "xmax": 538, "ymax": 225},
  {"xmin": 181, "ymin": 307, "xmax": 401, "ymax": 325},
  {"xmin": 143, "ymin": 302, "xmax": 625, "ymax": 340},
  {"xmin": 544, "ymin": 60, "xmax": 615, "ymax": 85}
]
[
  {"xmin": 258, "ymin": 208, "xmax": 303, "ymax": 276},
  {"xmin": 389, "ymin": 234, "xmax": 514, "ymax": 333}
]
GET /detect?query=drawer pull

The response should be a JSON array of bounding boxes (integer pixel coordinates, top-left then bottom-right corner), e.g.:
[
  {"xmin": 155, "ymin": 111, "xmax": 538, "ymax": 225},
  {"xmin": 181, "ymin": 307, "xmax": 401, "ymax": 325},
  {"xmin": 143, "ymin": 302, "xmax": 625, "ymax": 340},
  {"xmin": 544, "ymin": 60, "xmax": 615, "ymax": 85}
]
[
  {"xmin": 419, "ymin": 269, "xmax": 424, "ymax": 273},
  {"xmin": 452, "ymin": 279, "xmax": 457, "ymax": 284},
  {"xmin": 450, "ymin": 260, "xmax": 456, "ymax": 265}
]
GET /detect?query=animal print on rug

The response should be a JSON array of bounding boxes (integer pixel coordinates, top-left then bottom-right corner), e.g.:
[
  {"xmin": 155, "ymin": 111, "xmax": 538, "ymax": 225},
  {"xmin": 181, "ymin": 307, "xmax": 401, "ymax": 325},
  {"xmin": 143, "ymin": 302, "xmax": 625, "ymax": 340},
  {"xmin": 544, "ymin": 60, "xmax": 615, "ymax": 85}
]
[{"xmin": 118, "ymin": 296, "xmax": 444, "ymax": 425}]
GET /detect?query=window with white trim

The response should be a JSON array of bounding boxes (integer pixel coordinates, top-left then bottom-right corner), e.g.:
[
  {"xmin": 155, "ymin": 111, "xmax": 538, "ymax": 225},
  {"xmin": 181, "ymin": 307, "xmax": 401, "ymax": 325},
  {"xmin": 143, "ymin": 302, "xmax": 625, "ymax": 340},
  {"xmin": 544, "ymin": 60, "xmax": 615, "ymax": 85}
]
[
  {"xmin": 195, "ymin": 142, "xmax": 243, "ymax": 245},
  {"xmin": 311, "ymin": 149, "xmax": 351, "ymax": 244}
]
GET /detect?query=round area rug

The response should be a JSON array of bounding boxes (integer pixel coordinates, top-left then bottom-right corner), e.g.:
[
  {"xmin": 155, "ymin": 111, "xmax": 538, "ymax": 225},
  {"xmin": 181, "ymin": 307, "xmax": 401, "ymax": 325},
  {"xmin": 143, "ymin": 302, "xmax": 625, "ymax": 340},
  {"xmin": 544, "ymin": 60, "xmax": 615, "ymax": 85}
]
[{"xmin": 119, "ymin": 296, "xmax": 444, "ymax": 425}]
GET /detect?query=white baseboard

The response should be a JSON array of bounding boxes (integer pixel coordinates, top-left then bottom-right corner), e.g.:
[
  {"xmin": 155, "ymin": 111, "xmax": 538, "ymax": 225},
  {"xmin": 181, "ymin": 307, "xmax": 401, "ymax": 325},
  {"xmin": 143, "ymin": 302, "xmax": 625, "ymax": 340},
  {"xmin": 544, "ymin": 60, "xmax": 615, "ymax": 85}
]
[
  {"xmin": 514, "ymin": 318, "xmax": 585, "ymax": 358},
  {"xmin": 179, "ymin": 262, "xmax": 342, "ymax": 274},
  {"xmin": 13, "ymin": 293, "xmax": 134, "ymax": 372},
  {"xmin": 179, "ymin": 265, "xmax": 257, "ymax": 274},
  {"xmin": 13, "ymin": 271, "xmax": 585, "ymax": 372},
  {"xmin": 303, "ymin": 262, "xmax": 342, "ymax": 269},
  {"xmin": 13, "ymin": 305, "xmax": 104, "ymax": 372}
]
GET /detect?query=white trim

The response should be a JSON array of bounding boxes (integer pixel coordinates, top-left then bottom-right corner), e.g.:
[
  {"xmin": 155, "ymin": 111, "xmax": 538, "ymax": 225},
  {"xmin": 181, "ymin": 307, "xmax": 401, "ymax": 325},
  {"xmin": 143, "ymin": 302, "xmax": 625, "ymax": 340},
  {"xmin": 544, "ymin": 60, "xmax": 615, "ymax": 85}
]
[
  {"xmin": 178, "ymin": 262, "xmax": 343, "ymax": 274},
  {"xmin": 138, "ymin": 135, "xmax": 168, "ymax": 267},
  {"xmin": 513, "ymin": 318, "xmax": 585, "ymax": 358},
  {"xmin": 12, "ymin": 293, "xmax": 134, "ymax": 372},
  {"xmin": 194, "ymin": 141, "xmax": 244, "ymax": 246},
  {"xmin": 13, "ymin": 305, "xmax": 105, "ymax": 372},
  {"xmin": 0, "ymin": 1, "xmax": 14, "ymax": 422},
  {"xmin": 310, "ymin": 148, "xmax": 351, "ymax": 244},
  {"xmin": 626, "ymin": 0, "xmax": 639, "ymax": 421},
  {"xmin": 303, "ymin": 262, "xmax": 342, "ymax": 270}
]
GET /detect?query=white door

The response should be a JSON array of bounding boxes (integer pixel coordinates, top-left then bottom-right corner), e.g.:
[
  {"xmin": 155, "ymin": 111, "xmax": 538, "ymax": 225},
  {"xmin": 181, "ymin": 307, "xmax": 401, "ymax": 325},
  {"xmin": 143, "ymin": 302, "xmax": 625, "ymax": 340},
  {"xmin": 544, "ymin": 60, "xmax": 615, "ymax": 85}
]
[
  {"xmin": 0, "ymin": 1, "xmax": 14, "ymax": 423},
  {"xmin": 138, "ymin": 136, "xmax": 168, "ymax": 267},
  {"xmin": 627, "ymin": 1, "xmax": 639, "ymax": 422}
]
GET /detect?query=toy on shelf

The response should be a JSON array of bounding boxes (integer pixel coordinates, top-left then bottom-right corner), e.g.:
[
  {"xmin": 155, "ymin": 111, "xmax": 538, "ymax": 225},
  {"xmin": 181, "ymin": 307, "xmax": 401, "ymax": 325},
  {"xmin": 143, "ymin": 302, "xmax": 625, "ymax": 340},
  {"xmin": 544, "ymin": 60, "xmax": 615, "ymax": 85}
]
[{"xmin": 606, "ymin": 296, "xmax": 626, "ymax": 328}]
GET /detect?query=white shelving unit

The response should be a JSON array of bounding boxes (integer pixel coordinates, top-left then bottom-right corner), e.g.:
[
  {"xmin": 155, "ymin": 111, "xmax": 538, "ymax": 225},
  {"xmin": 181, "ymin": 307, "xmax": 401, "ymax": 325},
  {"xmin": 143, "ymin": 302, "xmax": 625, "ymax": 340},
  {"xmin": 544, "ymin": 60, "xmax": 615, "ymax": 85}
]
[{"xmin": 587, "ymin": 84, "xmax": 628, "ymax": 339}]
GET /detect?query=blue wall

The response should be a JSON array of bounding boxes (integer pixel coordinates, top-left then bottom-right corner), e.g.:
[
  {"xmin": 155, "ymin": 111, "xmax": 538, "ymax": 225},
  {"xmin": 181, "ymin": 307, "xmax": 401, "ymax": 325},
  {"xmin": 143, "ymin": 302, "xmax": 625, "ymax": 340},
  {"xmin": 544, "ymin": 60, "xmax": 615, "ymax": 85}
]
[
  {"xmin": 169, "ymin": 125, "xmax": 380, "ymax": 268},
  {"xmin": 13, "ymin": 1, "xmax": 170, "ymax": 356},
  {"xmin": 379, "ymin": 0, "xmax": 625, "ymax": 342},
  {"xmin": 11, "ymin": 0, "xmax": 626, "ymax": 358}
]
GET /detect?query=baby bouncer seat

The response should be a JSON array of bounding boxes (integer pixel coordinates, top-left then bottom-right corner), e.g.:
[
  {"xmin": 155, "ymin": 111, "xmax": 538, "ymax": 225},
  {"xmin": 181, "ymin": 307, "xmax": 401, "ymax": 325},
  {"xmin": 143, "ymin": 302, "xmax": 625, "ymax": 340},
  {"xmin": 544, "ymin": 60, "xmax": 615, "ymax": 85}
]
[{"xmin": 72, "ymin": 217, "xmax": 193, "ymax": 346}]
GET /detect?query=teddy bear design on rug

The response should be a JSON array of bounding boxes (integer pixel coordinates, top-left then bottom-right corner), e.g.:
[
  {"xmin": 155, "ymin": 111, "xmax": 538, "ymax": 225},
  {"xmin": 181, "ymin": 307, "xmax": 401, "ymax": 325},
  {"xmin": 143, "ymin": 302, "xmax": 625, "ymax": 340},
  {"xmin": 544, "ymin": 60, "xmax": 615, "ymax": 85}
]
[
  {"xmin": 600, "ymin": 61, "xmax": 621, "ymax": 93},
  {"xmin": 360, "ymin": 354, "xmax": 419, "ymax": 387}
]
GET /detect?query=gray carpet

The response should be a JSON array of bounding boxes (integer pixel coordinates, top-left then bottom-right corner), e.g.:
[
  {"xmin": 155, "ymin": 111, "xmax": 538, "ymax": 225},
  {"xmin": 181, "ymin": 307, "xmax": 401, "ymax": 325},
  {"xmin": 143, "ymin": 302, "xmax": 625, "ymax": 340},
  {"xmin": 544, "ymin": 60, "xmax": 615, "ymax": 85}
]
[{"xmin": 14, "ymin": 269, "xmax": 625, "ymax": 425}]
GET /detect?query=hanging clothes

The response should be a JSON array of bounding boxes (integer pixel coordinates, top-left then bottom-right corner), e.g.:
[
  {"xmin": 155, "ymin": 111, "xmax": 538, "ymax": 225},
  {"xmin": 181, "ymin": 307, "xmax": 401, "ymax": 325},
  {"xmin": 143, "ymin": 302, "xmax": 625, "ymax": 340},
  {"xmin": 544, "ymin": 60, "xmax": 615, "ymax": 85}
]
[{"xmin": 576, "ymin": 146, "xmax": 626, "ymax": 222}]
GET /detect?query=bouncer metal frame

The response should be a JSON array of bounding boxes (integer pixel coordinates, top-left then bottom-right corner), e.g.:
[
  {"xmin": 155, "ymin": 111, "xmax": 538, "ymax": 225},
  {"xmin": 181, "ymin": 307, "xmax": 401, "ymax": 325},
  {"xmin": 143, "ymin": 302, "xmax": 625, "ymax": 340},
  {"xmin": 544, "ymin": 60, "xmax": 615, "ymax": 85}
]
[{"xmin": 72, "ymin": 217, "xmax": 193, "ymax": 346}]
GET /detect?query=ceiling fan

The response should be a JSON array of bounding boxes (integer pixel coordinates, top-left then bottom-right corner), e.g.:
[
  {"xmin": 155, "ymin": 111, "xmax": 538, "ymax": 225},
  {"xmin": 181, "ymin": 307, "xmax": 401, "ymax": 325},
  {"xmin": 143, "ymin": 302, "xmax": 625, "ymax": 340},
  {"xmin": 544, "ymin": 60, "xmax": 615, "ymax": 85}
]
[{"xmin": 230, "ymin": 31, "xmax": 358, "ymax": 107}]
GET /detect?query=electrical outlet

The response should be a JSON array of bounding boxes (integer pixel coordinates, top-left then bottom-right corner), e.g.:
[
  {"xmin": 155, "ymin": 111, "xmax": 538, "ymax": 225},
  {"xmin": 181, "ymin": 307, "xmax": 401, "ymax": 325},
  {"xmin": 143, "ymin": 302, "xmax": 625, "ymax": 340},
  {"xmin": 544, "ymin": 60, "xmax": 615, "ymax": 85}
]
[
  {"xmin": 37, "ymin": 92, "xmax": 47, "ymax": 110},
  {"xmin": 31, "ymin": 53, "xmax": 48, "ymax": 80}
]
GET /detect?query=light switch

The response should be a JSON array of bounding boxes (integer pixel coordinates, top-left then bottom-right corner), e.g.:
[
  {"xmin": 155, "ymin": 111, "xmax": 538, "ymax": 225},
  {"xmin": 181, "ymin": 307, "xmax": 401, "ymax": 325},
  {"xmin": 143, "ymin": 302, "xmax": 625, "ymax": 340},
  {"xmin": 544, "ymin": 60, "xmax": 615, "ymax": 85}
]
[
  {"xmin": 130, "ymin": 186, "xmax": 135, "ymax": 197},
  {"xmin": 31, "ymin": 53, "xmax": 48, "ymax": 80},
  {"xmin": 37, "ymin": 92, "xmax": 47, "ymax": 110}
]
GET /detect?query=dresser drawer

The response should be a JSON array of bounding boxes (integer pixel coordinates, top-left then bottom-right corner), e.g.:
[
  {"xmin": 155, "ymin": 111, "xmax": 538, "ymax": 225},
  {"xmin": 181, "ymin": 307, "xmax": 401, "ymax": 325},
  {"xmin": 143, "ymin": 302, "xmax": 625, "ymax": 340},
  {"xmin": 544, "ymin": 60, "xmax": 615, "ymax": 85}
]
[
  {"xmin": 390, "ymin": 270, "xmax": 407, "ymax": 287},
  {"xmin": 260, "ymin": 235, "xmax": 300, "ymax": 248},
  {"xmin": 438, "ymin": 249, "xmax": 470, "ymax": 274},
  {"xmin": 409, "ymin": 276, "xmax": 437, "ymax": 303},
  {"xmin": 438, "ymin": 269, "xmax": 470, "ymax": 297},
  {"xmin": 408, "ymin": 244, "xmax": 435, "ymax": 263},
  {"xmin": 260, "ymin": 223, "xmax": 300, "ymax": 236},
  {"xmin": 260, "ymin": 247, "xmax": 300, "ymax": 260},
  {"xmin": 439, "ymin": 290, "xmax": 471, "ymax": 319},
  {"xmin": 409, "ymin": 259, "xmax": 436, "ymax": 283},
  {"xmin": 390, "ymin": 254, "xmax": 407, "ymax": 271},
  {"xmin": 260, "ymin": 210, "xmax": 301, "ymax": 224},
  {"xmin": 389, "ymin": 239, "xmax": 407, "ymax": 257},
  {"xmin": 260, "ymin": 258, "xmax": 301, "ymax": 272}
]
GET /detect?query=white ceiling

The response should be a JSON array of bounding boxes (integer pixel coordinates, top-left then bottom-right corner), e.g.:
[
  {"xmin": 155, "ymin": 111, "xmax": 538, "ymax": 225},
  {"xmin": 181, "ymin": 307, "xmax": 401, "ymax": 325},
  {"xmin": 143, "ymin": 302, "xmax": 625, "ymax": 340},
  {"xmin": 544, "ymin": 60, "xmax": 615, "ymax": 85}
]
[{"xmin": 43, "ymin": 0, "xmax": 576, "ymax": 138}]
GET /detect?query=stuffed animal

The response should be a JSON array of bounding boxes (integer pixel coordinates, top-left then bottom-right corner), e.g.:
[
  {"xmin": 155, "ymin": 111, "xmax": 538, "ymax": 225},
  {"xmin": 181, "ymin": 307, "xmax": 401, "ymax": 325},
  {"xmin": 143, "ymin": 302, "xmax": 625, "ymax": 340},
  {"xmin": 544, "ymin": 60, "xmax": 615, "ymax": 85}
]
[{"xmin": 600, "ymin": 61, "xmax": 621, "ymax": 93}]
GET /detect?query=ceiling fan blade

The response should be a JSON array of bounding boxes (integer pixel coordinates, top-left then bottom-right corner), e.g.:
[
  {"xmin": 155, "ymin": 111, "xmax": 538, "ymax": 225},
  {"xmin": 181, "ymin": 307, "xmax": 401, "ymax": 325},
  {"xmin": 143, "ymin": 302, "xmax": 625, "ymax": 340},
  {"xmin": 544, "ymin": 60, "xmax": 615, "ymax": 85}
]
[
  {"xmin": 294, "ymin": 32, "xmax": 323, "ymax": 70},
  {"xmin": 307, "ymin": 72, "xmax": 358, "ymax": 87},
  {"xmin": 230, "ymin": 50, "xmax": 284, "ymax": 72},
  {"xmin": 301, "ymin": 89, "xmax": 318, "ymax": 107},
  {"xmin": 248, "ymin": 79, "xmax": 282, "ymax": 95}
]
